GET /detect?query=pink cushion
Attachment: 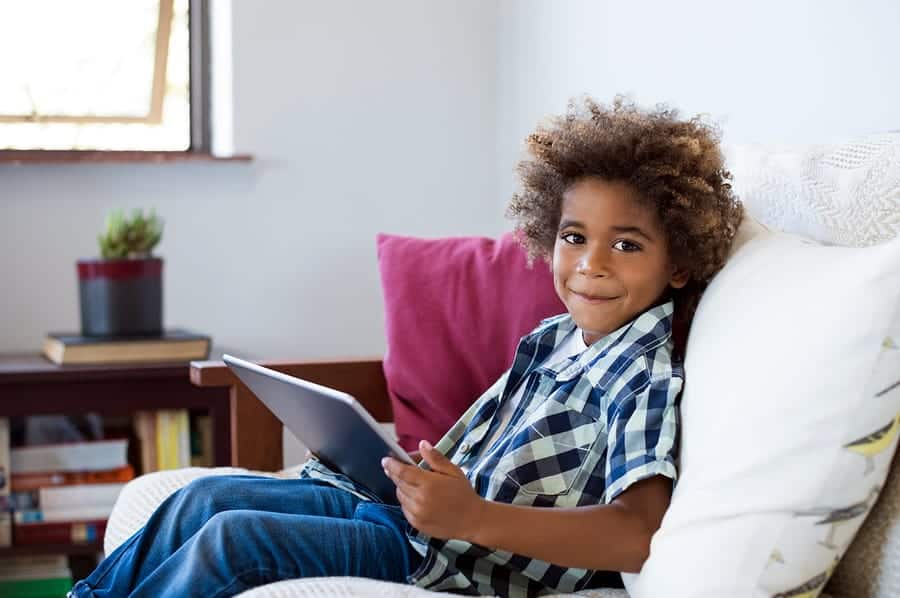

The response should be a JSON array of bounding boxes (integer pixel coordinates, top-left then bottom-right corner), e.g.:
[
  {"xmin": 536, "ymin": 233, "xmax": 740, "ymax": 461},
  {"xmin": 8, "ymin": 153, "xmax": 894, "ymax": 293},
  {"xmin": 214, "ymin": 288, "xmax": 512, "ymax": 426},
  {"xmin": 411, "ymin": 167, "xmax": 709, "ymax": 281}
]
[{"xmin": 376, "ymin": 233, "xmax": 565, "ymax": 450}]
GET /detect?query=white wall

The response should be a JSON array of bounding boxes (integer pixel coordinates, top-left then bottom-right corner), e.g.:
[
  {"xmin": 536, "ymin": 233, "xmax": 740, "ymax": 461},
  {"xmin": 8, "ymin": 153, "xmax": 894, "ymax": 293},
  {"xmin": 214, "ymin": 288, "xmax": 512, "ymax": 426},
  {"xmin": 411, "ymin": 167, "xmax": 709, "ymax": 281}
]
[
  {"xmin": 1, "ymin": 0, "xmax": 503, "ymax": 358},
  {"xmin": 496, "ymin": 0, "xmax": 900, "ymax": 201},
  {"xmin": 6, "ymin": 0, "xmax": 898, "ymax": 463}
]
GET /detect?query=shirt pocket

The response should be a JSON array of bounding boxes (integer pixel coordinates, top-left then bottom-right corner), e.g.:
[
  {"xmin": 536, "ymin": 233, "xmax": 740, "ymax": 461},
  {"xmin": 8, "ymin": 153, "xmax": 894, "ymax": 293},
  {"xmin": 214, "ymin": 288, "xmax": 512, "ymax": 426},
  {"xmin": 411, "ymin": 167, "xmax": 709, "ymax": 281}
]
[{"xmin": 498, "ymin": 398, "xmax": 603, "ymax": 497}]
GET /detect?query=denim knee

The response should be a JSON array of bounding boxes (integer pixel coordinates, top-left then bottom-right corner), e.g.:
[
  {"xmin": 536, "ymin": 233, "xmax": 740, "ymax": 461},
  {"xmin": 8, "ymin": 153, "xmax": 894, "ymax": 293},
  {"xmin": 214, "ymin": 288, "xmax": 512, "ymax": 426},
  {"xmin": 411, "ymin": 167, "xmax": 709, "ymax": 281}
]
[
  {"xmin": 186, "ymin": 510, "xmax": 243, "ymax": 565},
  {"xmin": 172, "ymin": 475, "xmax": 238, "ymax": 512}
]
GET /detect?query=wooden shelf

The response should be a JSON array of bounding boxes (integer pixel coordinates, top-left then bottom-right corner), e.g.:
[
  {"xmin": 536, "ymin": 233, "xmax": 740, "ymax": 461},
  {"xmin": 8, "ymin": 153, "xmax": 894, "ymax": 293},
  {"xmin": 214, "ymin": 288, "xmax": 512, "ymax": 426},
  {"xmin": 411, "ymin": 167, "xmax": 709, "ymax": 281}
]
[{"xmin": 0, "ymin": 150, "xmax": 253, "ymax": 164}]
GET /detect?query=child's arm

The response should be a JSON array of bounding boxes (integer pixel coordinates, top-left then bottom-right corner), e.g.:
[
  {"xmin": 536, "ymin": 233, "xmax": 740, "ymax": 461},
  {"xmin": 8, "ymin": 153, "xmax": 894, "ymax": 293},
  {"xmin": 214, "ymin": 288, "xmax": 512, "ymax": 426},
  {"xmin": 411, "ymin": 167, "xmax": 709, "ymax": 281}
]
[{"xmin": 383, "ymin": 440, "xmax": 670, "ymax": 574}]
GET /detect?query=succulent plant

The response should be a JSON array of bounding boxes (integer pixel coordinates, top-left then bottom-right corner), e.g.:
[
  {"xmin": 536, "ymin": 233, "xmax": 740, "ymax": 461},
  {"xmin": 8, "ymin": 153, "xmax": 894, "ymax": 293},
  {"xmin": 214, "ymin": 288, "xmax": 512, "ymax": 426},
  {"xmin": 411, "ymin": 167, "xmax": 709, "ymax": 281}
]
[{"xmin": 97, "ymin": 208, "xmax": 164, "ymax": 259}]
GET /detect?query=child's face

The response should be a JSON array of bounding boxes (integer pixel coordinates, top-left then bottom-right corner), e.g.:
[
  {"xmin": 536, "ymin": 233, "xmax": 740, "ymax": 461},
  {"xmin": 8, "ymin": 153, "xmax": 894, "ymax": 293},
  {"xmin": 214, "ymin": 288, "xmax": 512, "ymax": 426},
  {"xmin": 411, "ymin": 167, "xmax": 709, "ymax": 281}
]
[{"xmin": 553, "ymin": 177, "xmax": 688, "ymax": 345}]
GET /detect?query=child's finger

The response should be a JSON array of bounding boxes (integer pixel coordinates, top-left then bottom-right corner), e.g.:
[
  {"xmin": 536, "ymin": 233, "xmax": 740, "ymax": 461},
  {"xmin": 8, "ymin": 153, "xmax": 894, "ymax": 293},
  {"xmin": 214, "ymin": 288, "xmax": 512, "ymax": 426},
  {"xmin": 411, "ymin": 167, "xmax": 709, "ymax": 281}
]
[
  {"xmin": 382, "ymin": 457, "xmax": 422, "ymax": 487},
  {"xmin": 419, "ymin": 440, "xmax": 465, "ymax": 477},
  {"xmin": 395, "ymin": 484, "xmax": 422, "ymax": 509}
]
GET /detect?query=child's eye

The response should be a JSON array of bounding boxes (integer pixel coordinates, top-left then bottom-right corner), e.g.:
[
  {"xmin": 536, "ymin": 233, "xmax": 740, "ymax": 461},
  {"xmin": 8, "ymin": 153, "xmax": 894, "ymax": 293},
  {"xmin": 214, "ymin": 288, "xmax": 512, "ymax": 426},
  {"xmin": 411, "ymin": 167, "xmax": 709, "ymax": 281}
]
[
  {"xmin": 560, "ymin": 232, "xmax": 585, "ymax": 245},
  {"xmin": 612, "ymin": 239, "xmax": 642, "ymax": 252}
]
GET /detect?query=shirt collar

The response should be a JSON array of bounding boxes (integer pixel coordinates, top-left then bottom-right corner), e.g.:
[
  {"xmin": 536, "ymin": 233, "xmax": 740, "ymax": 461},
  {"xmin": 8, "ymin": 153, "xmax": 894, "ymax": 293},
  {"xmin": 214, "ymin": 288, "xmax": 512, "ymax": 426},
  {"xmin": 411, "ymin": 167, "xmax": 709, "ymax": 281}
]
[{"xmin": 529, "ymin": 300, "xmax": 675, "ymax": 382}]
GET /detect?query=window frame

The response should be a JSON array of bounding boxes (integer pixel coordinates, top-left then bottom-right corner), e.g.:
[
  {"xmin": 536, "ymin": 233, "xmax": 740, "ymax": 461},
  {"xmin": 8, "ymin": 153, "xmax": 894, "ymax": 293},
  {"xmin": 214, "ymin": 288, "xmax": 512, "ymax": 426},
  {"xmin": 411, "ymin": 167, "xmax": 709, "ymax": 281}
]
[{"xmin": 0, "ymin": 0, "xmax": 248, "ymax": 162}]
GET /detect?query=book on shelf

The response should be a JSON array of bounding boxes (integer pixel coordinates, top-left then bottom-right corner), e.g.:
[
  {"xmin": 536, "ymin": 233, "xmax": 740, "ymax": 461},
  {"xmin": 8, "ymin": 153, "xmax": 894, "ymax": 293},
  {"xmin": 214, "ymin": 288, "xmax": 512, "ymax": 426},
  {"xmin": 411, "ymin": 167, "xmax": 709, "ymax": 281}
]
[
  {"xmin": 14, "ymin": 505, "xmax": 116, "ymax": 524},
  {"xmin": 0, "ymin": 417, "xmax": 9, "ymax": 494},
  {"xmin": 0, "ymin": 514, "xmax": 9, "ymax": 549},
  {"xmin": 0, "ymin": 576, "xmax": 74, "ymax": 598},
  {"xmin": 11, "ymin": 464, "xmax": 135, "ymax": 492},
  {"xmin": 156, "ymin": 410, "xmax": 191, "ymax": 470},
  {"xmin": 13, "ymin": 518, "xmax": 106, "ymax": 546},
  {"xmin": 8, "ymin": 470, "xmax": 129, "ymax": 541},
  {"xmin": 42, "ymin": 328, "xmax": 211, "ymax": 365},
  {"xmin": 0, "ymin": 418, "xmax": 9, "ymax": 548},
  {"xmin": 11, "ymin": 439, "xmax": 128, "ymax": 474},
  {"xmin": 39, "ymin": 482, "xmax": 126, "ymax": 512},
  {"xmin": 136, "ymin": 410, "xmax": 212, "ymax": 473},
  {"xmin": 191, "ymin": 414, "xmax": 214, "ymax": 467},
  {"xmin": 0, "ymin": 554, "xmax": 72, "ymax": 598}
]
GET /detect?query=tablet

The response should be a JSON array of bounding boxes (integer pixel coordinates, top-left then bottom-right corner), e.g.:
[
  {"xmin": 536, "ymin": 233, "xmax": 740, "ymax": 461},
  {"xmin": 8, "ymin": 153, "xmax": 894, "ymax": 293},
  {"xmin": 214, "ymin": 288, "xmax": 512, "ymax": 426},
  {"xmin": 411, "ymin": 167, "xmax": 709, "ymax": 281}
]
[{"xmin": 223, "ymin": 354, "xmax": 414, "ymax": 504}]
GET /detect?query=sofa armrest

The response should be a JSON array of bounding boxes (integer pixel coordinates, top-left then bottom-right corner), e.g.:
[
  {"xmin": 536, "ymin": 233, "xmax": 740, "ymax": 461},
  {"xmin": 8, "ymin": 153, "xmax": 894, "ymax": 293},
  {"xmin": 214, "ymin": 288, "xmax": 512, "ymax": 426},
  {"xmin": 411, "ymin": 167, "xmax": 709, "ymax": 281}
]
[{"xmin": 189, "ymin": 358, "xmax": 391, "ymax": 472}]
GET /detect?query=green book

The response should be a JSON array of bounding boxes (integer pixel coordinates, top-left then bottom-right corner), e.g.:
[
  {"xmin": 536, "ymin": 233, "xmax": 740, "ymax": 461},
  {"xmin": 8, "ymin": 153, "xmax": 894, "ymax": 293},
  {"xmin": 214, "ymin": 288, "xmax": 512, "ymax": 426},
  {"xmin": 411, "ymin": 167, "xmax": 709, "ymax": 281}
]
[{"xmin": 0, "ymin": 576, "xmax": 73, "ymax": 598}]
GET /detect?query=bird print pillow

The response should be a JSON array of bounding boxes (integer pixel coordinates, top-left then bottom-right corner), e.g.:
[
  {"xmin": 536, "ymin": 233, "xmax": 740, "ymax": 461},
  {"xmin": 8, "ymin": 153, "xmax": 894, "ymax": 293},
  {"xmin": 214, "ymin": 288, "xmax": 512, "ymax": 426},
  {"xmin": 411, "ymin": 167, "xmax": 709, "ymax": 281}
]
[
  {"xmin": 622, "ymin": 230, "xmax": 900, "ymax": 598},
  {"xmin": 758, "ymin": 329, "xmax": 900, "ymax": 597}
]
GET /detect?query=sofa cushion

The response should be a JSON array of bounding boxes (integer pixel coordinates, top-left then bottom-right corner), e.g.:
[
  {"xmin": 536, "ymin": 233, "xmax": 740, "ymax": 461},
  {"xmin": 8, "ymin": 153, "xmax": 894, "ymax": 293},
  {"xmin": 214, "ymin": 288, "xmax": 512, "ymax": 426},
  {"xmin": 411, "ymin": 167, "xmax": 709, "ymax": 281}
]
[
  {"xmin": 624, "ymin": 229, "xmax": 900, "ymax": 597},
  {"xmin": 234, "ymin": 577, "xmax": 630, "ymax": 597},
  {"xmin": 724, "ymin": 132, "xmax": 900, "ymax": 247},
  {"xmin": 376, "ymin": 233, "xmax": 564, "ymax": 450}
]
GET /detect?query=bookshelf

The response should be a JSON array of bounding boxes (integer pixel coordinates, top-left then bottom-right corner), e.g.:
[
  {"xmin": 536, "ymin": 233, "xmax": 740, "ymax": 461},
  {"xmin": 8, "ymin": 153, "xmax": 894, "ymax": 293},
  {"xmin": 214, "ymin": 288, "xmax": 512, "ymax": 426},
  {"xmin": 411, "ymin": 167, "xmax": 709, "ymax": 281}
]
[{"xmin": 0, "ymin": 352, "xmax": 233, "ymax": 559}]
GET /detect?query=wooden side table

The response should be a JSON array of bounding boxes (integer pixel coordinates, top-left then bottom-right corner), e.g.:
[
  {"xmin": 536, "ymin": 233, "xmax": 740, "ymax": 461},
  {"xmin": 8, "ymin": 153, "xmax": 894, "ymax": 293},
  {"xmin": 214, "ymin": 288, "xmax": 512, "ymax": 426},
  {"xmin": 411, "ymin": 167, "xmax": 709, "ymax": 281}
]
[
  {"xmin": 0, "ymin": 353, "xmax": 233, "ymax": 465},
  {"xmin": 0, "ymin": 352, "xmax": 234, "ymax": 557}
]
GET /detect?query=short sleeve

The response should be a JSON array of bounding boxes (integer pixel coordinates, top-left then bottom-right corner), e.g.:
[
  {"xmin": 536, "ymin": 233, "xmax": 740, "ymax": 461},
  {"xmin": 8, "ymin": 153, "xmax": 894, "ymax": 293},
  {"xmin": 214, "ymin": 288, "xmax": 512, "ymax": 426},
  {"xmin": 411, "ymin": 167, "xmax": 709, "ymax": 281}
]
[{"xmin": 602, "ymin": 374, "xmax": 682, "ymax": 503}]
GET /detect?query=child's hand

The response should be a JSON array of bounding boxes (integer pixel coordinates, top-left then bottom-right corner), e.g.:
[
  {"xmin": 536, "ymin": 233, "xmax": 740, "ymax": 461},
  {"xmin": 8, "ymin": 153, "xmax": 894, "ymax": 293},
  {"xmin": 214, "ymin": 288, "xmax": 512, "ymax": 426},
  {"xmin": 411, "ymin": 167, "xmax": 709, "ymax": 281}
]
[{"xmin": 382, "ymin": 440, "xmax": 485, "ymax": 542}]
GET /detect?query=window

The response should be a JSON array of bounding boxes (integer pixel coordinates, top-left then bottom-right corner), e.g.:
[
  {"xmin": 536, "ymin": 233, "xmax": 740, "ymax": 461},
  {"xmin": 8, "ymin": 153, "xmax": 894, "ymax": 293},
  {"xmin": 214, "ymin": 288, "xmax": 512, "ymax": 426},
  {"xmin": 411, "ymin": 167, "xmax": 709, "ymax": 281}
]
[{"xmin": 0, "ymin": 0, "xmax": 210, "ymax": 153}]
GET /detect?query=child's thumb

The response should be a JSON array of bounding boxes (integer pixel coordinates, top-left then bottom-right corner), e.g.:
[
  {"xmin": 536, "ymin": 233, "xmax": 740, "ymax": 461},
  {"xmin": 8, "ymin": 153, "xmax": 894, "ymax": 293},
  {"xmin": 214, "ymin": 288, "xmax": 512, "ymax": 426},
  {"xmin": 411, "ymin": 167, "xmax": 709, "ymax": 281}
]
[{"xmin": 419, "ymin": 440, "xmax": 462, "ymax": 477}]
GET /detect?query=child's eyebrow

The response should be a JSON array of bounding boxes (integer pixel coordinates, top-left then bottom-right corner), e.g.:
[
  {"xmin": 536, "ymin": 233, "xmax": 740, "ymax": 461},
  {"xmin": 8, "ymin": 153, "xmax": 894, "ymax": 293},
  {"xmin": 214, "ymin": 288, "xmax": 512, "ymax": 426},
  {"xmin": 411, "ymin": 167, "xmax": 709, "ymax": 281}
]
[
  {"xmin": 558, "ymin": 219, "xmax": 584, "ymax": 230},
  {"xmin": 610, "ymin": 225, "xmax": 655, "ymax": 242}
]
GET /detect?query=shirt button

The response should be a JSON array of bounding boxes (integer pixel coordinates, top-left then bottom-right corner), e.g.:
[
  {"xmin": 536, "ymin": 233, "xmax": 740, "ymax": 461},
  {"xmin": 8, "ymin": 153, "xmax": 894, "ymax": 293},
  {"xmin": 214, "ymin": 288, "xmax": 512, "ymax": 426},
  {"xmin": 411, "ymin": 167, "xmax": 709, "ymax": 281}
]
[{"xmin": 459, "ymin": 442, "xmax": 471, "ymax": 454}]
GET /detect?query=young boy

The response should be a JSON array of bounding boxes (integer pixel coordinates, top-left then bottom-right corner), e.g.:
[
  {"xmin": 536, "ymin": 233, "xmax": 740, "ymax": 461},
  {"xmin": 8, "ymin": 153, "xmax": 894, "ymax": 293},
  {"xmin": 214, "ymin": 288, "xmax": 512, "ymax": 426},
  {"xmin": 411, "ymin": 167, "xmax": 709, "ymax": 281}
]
[{"xmin": 70, "ymin": 97, "xmax": 742, "ymax": 598}]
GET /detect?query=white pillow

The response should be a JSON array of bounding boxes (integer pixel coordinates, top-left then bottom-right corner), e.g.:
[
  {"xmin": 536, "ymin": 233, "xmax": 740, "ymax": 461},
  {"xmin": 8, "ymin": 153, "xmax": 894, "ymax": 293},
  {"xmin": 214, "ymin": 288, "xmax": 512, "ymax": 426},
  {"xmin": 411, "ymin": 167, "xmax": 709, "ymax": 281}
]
[
  {"xmin": 624, "ymin": 227, "xmax": 900, "ymax": 598},
  {"xmin": 723, "ymin": 133, "xmax": 900, "ymax": 248}
]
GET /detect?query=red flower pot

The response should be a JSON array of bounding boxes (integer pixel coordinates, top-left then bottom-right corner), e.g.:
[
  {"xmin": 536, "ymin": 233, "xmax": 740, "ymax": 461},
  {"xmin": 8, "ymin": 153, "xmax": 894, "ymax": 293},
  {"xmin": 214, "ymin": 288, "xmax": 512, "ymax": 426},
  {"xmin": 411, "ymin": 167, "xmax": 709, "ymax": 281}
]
[{"xmin": 76, "ymin": 257, "xmax": 163, "ymax": 337}]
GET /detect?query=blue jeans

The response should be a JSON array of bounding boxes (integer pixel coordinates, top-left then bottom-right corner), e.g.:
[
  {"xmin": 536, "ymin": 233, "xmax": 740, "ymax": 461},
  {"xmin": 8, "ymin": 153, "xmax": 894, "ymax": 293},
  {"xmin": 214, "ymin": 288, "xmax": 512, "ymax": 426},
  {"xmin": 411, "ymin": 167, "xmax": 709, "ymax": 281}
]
[{"xmin": 70, "ymin": 475, "xmax": 422, "ymax": 598}]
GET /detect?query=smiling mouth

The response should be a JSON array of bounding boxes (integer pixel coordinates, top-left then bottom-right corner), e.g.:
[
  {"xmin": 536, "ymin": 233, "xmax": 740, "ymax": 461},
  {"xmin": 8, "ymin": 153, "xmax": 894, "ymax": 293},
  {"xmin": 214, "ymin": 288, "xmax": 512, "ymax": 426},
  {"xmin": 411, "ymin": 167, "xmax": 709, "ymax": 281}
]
[{"xmin": 572, "ymin": 291, "xmax": 620, "ymax": 303}]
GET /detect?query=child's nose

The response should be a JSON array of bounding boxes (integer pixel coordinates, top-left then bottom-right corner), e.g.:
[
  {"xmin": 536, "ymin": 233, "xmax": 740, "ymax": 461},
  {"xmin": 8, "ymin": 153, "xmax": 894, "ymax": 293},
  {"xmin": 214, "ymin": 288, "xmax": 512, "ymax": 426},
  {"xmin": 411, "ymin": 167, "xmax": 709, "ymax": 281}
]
[{"xmin": 576, "ymin": 249, "xmax": 609, "ymax": 277}]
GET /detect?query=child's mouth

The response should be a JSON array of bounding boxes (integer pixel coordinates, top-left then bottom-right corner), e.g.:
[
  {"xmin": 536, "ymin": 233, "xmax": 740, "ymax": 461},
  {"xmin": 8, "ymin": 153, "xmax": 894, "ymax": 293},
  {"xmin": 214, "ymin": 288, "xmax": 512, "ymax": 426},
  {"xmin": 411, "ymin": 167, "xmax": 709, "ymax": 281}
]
[{"xmin": 572, "ymin": 291, "xmax": 619, "ymax": 304}]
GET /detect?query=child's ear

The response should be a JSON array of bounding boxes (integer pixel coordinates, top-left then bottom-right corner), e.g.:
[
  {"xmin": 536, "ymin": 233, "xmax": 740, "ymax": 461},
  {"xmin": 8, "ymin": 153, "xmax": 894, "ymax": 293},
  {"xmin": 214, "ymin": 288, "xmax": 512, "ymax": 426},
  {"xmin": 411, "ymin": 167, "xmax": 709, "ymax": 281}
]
[{"xmin": 669, "ymin": 266, "xmax": 690, "ymax": 289}]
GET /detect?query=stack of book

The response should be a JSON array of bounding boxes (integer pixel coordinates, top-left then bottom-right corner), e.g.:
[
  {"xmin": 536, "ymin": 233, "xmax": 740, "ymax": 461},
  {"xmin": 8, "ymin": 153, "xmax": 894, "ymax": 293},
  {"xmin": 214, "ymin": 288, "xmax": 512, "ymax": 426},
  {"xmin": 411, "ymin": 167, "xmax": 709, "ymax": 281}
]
[
  {"xmin": 9, "ymin": 438, "xmax": 133, "ymax": 546},
  {"xmin": 0, "ymin": 555, "xmax": 73, "ymax": 597},
  {"xmin": 134, "ymin": 410, "xmax": 213, "ymax": 473}
]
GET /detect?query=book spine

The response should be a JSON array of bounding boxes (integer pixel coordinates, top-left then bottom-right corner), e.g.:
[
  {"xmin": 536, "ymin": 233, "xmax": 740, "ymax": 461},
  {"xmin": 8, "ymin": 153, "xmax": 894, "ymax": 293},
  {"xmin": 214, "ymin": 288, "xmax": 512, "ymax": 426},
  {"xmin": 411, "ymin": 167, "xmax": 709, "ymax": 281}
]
[
  {"xmin": 156, "ymin": 411, "xmax": 181, "ymax": 470},
  {"xmin": 0, "ymin": 417, "xmax": 9, "ymax": 548},
  {"xmin": 0, "ymin": 553, "xmax": 71, "ymax": 577},
  {"xmin": 134, "ymin": 412, "xmax": 156, "ymax": 475},
  {"xmin": 176, "ymin": 410, "xmax": 190, "ymax": 468},
  {"xmin": 0, "ymin": 578, "xmax": 74, "ymax": 596},
  {"xmin": 14, "ymin": 505, "xmax": 115, "ymax": 524},
  {"xmin": 39, "ymin": 482, "xmax": 126, "ymax": 511},
  {"xmin": 191, "ymin": 414, "xmax": 214, "ymax": 467},
  {"xmin": 9, "ymin": 490, "xmax": 39, "ymax": 511},
  {"xmin": 13, "ymin": 520, "xmax": 107, "ymax": 546},
  {"xmin": 11, "ymin": 464, "xmax": 135, "ymax": 492},
  {"xmin": 11, "ymin": 439, "xmax": 128, "ymax": 474},
  {"xmin": 0, "ymin": 417, "xmax": 9, "ymax": 496}
]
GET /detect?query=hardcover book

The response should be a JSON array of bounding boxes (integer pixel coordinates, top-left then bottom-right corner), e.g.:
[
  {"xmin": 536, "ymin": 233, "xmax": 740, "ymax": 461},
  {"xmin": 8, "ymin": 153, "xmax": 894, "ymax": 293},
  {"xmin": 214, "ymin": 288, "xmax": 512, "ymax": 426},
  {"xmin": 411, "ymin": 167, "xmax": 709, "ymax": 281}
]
[
  {"xmin": 0, "ymin": 555, "xmax": 72, "ymax": 597},
  {"xmin": 13, "ymin": 519, "xmax": 107, "ymax": 546},
  {"xmin": 0, "ymin": 418, "xmax": 10, "ymax": 548},
  {"xmin": 42, "ymin": 329, "xmax": 210, "ymax": 365},
  {"xmin": 11, "ymin": 464, "xmax": 135, "ymax": 492},
  {"xmin": 11, "ymin": 439, "xmax": 128, "ymax": 474}
]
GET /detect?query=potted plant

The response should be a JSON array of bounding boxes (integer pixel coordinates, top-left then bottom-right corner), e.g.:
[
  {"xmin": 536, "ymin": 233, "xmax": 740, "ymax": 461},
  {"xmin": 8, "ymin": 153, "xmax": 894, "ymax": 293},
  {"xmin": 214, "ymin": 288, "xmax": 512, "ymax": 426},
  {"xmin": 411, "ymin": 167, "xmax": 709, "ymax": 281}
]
[{"xmin": 77, "ymin": 209, "xmax": 165, "ymax": 337}]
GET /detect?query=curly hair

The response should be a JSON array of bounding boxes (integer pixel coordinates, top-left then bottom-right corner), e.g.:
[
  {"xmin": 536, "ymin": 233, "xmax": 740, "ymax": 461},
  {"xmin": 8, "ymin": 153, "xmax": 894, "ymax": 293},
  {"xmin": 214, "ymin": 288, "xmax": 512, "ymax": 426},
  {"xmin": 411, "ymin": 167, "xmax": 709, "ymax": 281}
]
[{"xmin": 506, "ymin": 96, "xmax": 744, "ymax": 354}]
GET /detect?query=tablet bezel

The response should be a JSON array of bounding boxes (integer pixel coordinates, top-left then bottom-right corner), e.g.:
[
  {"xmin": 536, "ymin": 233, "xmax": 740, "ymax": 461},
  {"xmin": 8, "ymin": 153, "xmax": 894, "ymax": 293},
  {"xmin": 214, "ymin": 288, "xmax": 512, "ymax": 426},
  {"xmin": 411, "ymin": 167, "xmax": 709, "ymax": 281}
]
[{"xmin": 222, "ymin": 354, "xmax": 415, "ymax": 468}]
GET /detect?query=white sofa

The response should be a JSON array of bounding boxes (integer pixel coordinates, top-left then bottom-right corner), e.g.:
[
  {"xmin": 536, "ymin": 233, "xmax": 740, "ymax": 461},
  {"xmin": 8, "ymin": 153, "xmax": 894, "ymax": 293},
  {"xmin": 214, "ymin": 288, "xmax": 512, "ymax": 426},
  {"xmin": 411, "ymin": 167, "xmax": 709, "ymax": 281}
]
[{"xmin": 104, "ymin": 134, "xmax": 900, "ymax": 597}]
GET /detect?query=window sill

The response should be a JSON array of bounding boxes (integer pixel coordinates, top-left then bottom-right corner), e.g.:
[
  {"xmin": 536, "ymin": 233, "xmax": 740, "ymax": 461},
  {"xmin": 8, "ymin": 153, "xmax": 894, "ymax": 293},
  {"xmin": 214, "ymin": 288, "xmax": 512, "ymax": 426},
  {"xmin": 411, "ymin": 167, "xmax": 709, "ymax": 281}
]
[{"xmin": 0, "ymin": 150, "xmax": 253, "ymax": 165}]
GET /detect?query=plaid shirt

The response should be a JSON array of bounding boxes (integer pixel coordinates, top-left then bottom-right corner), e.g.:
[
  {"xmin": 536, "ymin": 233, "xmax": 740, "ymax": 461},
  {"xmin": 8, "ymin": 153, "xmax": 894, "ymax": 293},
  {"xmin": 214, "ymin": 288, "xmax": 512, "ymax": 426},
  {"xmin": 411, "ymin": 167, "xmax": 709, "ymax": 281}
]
[{"xmin": 301, "ymin": 301, "xmax": 682, "ymax": 597}]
